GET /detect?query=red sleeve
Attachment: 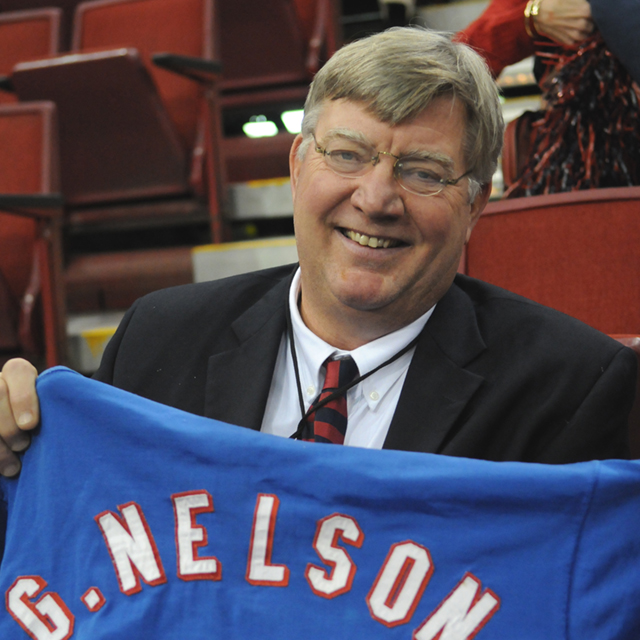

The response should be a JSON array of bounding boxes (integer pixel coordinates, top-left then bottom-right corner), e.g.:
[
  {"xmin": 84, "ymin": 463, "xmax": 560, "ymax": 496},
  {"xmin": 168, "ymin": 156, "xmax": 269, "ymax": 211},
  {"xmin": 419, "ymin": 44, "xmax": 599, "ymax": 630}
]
[{"xmin": 454, "ymin": 0, "xmax": 535, "ymax": 77}]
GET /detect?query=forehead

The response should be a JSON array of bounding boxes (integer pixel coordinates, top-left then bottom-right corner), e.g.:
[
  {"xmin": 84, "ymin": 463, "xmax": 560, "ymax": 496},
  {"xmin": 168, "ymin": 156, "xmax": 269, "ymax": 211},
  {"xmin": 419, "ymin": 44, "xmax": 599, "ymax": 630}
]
[{"xmin": 314, "ymin": 98, "xmax": 468, "ymax": 165}]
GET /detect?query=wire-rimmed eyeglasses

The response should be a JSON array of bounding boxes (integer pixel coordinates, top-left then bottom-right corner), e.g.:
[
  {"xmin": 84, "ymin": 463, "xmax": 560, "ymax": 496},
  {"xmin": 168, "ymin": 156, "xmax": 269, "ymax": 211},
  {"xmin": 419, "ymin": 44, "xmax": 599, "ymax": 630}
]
[{"xmin": 313, "ymin": 134, "xmax": 472, "ymax": 197}]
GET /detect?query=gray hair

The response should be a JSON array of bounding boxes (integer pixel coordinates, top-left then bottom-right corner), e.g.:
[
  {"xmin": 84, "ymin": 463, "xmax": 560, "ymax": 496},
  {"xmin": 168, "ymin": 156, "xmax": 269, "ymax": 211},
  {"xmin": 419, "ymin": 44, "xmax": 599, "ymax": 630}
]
[{"xmin": 299, "ymin": 27, "xmax": 504, "ymax": 195}]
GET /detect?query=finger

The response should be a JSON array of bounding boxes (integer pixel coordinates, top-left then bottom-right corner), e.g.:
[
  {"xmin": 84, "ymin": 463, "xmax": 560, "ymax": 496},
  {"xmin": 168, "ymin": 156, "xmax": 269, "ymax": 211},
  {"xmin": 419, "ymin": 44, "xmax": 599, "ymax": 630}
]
[
  {"xmin": 582, "ymin": 20, "xmax": 595, "ymax": 35},
  {"xmin": 1, "ymin": 358, "xmax": 40, "ymax": 431},
  {"xmin": 568, "ymin": 27, "xmax": 593, "ymax": 44},
  {"xmin": 0, "ymin": 359, "xmax": 38, "ymax": 478},
  {"xmin": 0, "ymin": 377, "xmax": 25, "ymax": 476},
  {"xmin": 545, "ymin": 30, "xmax": 578, "ymax": 46},
  {"xmin": 0, "ymin": 375, "xmax": 31, "ymax": 453},
  {"xmin": 551, "ymin": 26, "xmax": 591, "ymax": 46},
  {"xmin": 0, "ymin": 441, "xmax": 21, "ymax": 478}
]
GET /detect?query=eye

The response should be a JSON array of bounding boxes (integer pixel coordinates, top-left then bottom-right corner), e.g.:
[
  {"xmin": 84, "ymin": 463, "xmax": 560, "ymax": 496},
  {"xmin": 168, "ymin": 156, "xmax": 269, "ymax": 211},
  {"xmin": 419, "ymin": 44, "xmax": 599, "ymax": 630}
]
[
  {"xmin": 399, "ymin": 162, "xmax": 445, "ymax": 186},
  {"xmin": 328, "ymin": 148, "xmax": 365, "ymax": 164},
  {"xmin": 322, "ymin": 142, "xmax": 372, "ymax": 174}
]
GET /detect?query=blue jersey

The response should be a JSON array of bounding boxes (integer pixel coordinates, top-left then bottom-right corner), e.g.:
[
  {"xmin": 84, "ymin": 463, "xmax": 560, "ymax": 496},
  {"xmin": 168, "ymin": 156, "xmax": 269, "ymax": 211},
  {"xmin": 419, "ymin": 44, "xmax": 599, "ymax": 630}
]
[{"xmin": 1, "ymin": 367, "xmax": 639, "ymax": 639}]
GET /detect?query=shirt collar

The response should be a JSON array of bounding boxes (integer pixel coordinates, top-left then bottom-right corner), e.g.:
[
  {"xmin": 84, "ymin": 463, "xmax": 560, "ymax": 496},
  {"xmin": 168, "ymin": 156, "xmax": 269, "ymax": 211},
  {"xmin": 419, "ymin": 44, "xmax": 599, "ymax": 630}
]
[{"xmin": 288, "ymin": 268, "xmax": 435, "ymax": 397}]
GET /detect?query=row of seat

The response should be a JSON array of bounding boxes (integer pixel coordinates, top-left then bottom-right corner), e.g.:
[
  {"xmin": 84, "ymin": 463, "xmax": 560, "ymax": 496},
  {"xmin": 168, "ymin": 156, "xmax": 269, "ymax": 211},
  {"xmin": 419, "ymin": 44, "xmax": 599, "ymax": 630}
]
[
  {"xmin": 2, "ymin": 4, "xmax": 638, "ymax": 362},
  {"xmin": 0, "ymin": 0, "xmax": 340, "ymax": 368},
  {"xmin": 0, "ymin": 0, "xmax": 220, "ymax": 367},
  {"xmin": 0, "ymin": 1, "xmax": 339, "ymax": 184},
  {"xmin": 462, "ymin": 186, "xmax": 640, "ymax": 336}
]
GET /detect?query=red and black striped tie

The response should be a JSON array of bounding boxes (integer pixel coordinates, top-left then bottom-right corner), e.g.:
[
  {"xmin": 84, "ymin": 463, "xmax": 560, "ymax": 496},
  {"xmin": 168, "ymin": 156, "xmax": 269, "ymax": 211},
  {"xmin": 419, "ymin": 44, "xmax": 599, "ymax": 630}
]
[{"xmin": 307, "ymin": 356, "xmax": 359, "ymax": 445}]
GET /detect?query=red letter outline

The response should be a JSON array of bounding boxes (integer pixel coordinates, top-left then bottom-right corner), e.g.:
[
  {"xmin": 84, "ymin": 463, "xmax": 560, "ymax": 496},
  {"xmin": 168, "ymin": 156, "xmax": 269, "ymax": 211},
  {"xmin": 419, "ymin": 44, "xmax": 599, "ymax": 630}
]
[
  {"xmin": 95, "ymin": 501, "xmax": 167, "ymax": 595},
  {"xmin": 413, "ymin": 572, "xmax": 501, "ymax": 640},
  {"xmin": 367, "ymin": 541, "xmax": 434, "ymax": 628},
  {"xmin": 172, "ymin": 490, "xmax": 222, "ymax": 582},
  {"xmin": 305, "ymin": 513, "xmax": 364, "ymax": 598},
  {"xmin": 6, "ymin": 576, "xmax": 75, "ymax": 640},
  {"xmin": 81, "ymin": 587, "xmax": 106, "ymax": 613},
  {"xmin": 246, "ymin": 493, "xmax": 290, "ymax": 586}
]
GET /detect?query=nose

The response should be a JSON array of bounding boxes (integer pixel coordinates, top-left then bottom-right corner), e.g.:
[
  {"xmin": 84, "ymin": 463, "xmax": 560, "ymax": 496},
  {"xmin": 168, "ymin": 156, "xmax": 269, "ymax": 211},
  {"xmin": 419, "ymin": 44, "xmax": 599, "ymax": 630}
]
[{"xmin": 350, "ymin": 156, "xmax": 405, "ymax": 218}]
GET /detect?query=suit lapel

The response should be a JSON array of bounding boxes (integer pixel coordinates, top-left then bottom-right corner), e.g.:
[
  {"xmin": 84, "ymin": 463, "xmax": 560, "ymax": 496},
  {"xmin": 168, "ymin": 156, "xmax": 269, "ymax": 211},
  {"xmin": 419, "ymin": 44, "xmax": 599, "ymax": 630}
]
[
  {"xmin": 202, "ymin": 272, "xmax": 487, "ymax": 448},
  {"xmin": 204, "ymin": 274, "xmax": 290, "ymax": 430},
  {"xmin": 383, "ymin": 281, "xmax": 486, "ymax": 453}
]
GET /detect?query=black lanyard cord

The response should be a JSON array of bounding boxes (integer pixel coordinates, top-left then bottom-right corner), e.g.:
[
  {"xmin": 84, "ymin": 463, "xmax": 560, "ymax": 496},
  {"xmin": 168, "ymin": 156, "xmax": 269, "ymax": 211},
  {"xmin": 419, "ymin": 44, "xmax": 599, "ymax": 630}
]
[{"xmin": 286, "ymin": 304, "xmax": 421, "ymax": 440}]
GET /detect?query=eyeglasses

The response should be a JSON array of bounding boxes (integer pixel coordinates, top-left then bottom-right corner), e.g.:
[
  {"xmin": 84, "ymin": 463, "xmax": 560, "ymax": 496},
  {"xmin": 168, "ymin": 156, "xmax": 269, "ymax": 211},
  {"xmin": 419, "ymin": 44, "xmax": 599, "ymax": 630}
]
[{"xmin": 314, "ymin": 135, "xmax": 472, "ymax": 197}]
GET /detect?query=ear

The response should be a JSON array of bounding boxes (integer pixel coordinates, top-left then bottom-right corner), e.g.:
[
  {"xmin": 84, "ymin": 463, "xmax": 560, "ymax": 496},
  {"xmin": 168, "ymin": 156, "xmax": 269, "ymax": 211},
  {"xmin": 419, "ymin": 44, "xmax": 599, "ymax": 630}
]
[
  {"xmin": 465, "ymin": 182, "xmax": 492, "ymax": 243},
  {"xmin": 289, "ymin": 134, "xmax": 305, "ymax": 201}
]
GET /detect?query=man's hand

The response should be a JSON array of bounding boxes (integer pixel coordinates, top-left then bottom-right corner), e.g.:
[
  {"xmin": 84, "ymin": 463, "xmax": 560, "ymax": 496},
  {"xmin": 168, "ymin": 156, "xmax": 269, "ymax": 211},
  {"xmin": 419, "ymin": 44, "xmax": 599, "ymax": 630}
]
[
  {"xmin": 0, "ymin": 359, "xmax": 39, "ymax": 477},
  {"xmin": 535, "ymin": 0, "xmax": 594, "ymax": 46}
]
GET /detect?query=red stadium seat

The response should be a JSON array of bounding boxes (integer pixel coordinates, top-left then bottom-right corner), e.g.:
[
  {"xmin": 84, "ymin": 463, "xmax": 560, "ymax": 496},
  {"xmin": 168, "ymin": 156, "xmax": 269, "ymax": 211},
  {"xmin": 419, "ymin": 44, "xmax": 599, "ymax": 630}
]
[
  {"xmin": 220, "ymin": 0, "xmax": 340, "ymax": 183},
  {"xmin": 7, "ymin": 0, "xmax": 223, "ymax": 322},
  {"xmin": 11, "ymin": 0, "xmax": 223, "ymax": 232},
  {"xmin": 72, "ymin": 0, "xmax": 213, "ymax": 156},
  {"xmin": 219, "ymin": 0, "xmax": 339, "ymax": 109},
  {"xmin": 501, "ymin": 111, "xmax": 538, "ymax": 190},
  {"xmin": 465, "ymin": 186, "xmax": 640, "ymax": 335},
  {"xmin": 0, "ymin": 102, "xmax": 65, "ymax": 368},
  {"xmin": 0, "ymin": 8, "xmax": 62, "ymax": 104},
  {"xmin": 0, "ymin": 1, "xmax": 81, "ymax": 50}
]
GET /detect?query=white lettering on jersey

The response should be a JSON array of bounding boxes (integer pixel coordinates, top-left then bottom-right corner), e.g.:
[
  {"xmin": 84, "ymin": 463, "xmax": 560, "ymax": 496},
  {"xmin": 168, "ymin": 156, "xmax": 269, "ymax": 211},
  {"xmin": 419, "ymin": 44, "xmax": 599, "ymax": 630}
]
[
  {"xmin": 367, "ymin": 541, "xmax": 433, "ymax": 627},
  {"xmin": 413, "ymin": 573, "xmax": 500, "ymax": 640},
  {"xmin": 172, "ymin": 490, "xmax": 222, "ymax": 581},
  {"xmin": 95, "ymin": 501, "xmax": 167, "ymax": 595},
  {"xmin": 305, "ymin": 513, "xmax": 364, "ymax": 598},
  {"xmin": 245, "ymin": 494, "xmax": 290, "ymax": 586},
  {"xmin": 6, "ymin": 576, "xmax": 74, "ymax": 640}
]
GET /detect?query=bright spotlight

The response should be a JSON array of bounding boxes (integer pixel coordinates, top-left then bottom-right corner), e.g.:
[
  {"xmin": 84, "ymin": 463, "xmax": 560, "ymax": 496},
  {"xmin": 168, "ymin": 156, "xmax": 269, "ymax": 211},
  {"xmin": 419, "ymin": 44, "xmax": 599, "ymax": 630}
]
[
  {"xmin": 243, "ymin": 115, "xmax": 279, "ymax": 138},
  {"xmin": 281, "ymin": 109, "xmax": 304, "ymax": 134}
]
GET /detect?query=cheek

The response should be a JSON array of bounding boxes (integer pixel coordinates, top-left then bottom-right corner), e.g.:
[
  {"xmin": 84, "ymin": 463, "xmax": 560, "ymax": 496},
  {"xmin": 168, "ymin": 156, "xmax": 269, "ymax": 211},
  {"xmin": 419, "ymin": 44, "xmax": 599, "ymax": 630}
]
[
  {"xmin": 293, "ymin": 174, "xmax": 326, "ymax": 222},
  {"xmin": 414, "ymin": 207, "xmax": 458, "ymax": 248},
  {"xmin": 292, "ymin": 196, "xmax": 330, "ymax": 266},
  {"xmin": 292, "ymin": 173, "xmax": 323, "ymax": 236},
  {"xmin": 295, "ymin": 180, "xmax": 354, "ymax": 238},
  {"xmin": 412, "ymin": 204, "xmax": 472, "ymax": 266}
]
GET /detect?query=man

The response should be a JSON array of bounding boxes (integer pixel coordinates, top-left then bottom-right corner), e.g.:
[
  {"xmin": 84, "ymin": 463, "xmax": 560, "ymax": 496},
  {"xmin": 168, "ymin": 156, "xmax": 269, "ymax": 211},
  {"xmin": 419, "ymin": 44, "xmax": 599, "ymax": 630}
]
[{"xmin": 0, "ymin": 27, "xmax": 636, "ymax": 476}]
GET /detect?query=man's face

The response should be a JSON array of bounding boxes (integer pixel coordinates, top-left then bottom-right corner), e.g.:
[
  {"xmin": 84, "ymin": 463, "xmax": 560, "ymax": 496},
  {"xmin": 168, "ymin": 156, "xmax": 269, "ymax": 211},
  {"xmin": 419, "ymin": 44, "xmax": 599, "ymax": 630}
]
[{"xmin": 290, "ymin": 98, "xmax": 490, "ymax": 347}]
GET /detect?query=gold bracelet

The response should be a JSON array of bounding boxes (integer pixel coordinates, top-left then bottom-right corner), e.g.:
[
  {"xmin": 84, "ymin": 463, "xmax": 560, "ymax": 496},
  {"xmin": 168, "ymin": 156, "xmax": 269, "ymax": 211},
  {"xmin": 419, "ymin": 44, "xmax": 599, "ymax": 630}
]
[{"xmin": 524, "ymin": 0, "xmax": 541, "ymax": 39}]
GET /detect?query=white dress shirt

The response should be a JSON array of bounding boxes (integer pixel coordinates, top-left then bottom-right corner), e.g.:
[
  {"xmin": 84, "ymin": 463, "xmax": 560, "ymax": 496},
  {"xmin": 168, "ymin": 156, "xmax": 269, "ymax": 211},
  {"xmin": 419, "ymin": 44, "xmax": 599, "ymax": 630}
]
[{"xmin": 260, "ymin": 269, "xmax": 435, "ymax": 448}]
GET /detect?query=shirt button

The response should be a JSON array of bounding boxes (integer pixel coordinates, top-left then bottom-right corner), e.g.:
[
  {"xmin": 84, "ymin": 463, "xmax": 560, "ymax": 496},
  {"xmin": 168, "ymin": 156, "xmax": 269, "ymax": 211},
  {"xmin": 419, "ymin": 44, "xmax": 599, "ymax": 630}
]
[
  {"xmin": 369, "ymin": 390, "xmax": 380, "ymax": 401},
  {"xmin": 306, "ymin": 385, "xmax": 316, "ymax": 396}
]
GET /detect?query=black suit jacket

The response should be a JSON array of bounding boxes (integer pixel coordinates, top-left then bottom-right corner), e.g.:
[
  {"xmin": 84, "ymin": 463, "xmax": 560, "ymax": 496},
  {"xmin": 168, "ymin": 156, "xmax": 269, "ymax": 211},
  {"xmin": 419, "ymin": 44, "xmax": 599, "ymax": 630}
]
[{"xmin": 94, "ymin": 265, "xmax": 637, "ymax": 463}]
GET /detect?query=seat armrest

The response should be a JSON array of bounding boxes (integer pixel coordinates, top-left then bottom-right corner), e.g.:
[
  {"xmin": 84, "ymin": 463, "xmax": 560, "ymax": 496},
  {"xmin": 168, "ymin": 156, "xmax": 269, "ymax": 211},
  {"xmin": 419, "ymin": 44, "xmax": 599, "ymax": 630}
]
[
  {"xmin": 0, "ymin": 194, "xmax": 64, "ymax": 219},
  {"xmin": 0, "ymin": 75, "xmax": 14, "ymax": 93},
  {"xmin": 152, "ymin": 53, "xmax": 222, "ymax": 85}
]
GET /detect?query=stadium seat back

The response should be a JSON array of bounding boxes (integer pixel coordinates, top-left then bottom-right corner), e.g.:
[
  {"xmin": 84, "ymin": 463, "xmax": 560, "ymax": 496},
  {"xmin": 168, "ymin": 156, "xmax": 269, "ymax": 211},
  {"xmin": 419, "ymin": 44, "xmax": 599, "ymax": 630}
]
[
  {"xmin": 466, "ymin": 186, "xmax": 640, "ymax": 335},
  {"xmin": 0, "ymin": 8, "xmax": 62, "ymax": 104},
  {"xmin": 0, "ymin": 102, "xmax": 62, "ymax": 364},
  {"xmin": 73, "ymin": 0, "xmax": 213, "ymax": 149}
]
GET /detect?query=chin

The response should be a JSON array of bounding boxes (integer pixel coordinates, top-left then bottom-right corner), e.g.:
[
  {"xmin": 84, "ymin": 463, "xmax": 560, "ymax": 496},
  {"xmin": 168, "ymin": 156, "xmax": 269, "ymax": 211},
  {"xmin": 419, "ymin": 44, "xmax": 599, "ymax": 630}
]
[{"xmin": 333, "ymin": 286, "xmax": 397, "ymax": 314}]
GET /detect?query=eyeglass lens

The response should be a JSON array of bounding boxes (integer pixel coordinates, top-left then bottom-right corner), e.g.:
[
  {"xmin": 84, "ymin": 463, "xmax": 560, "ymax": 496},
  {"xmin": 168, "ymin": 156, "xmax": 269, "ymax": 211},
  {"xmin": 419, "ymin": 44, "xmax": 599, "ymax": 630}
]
[{"xmin": 318, "ymin": 138, "xmax": 456, "ymax": 196}]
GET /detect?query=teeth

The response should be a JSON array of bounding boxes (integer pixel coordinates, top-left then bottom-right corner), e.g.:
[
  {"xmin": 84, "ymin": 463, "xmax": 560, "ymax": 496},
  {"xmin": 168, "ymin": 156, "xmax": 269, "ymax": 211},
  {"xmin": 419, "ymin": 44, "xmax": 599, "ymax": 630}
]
[{"xmin": 345, "ymin": 230, "xmax": 396, "ymax": 249}]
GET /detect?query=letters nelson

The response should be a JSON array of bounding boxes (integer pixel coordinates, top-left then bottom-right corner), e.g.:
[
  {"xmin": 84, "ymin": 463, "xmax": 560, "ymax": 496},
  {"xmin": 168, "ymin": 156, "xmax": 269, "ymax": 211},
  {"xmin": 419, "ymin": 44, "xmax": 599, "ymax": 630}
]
[{"xmin": 6, "ymin": 489, "xmax": 499, "ymax": 640}]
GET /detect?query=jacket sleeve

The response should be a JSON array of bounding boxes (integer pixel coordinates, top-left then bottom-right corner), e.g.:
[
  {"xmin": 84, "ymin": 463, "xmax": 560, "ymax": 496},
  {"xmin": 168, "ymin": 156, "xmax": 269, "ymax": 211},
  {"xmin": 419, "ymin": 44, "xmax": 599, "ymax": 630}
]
[
  {"xmin": 537, "ymin": 345, "xmax": 638, "ymax": 463},
  {"xmin": 92, "ymin": 299, "xmax": 139, "ymax": 385},
  {"xmin": 454, "ymin": 0, "xmax": 535, "ymax": 77}
]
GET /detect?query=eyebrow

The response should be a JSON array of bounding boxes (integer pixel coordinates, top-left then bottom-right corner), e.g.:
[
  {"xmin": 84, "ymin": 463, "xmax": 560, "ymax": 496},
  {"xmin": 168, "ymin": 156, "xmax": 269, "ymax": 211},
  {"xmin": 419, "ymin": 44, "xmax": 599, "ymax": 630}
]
[
  {"xmin": 403, "ymin": 150, "xmax": 455, "ymax": 172},
  {"xmin": 319, "ymin": 128, "xmax": 456, "ymax": 171},
  {"xmin": 320, "ymin": 128, "xmax": 372, "ymax": 146}
]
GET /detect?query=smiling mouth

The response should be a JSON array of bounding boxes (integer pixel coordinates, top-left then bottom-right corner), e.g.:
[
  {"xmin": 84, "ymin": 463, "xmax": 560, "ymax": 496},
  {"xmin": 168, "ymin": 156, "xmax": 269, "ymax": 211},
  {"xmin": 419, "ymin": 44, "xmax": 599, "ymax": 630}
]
[{"xmin": 341, "ymin": 228, "xmax": 404, "ymax": 249}]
